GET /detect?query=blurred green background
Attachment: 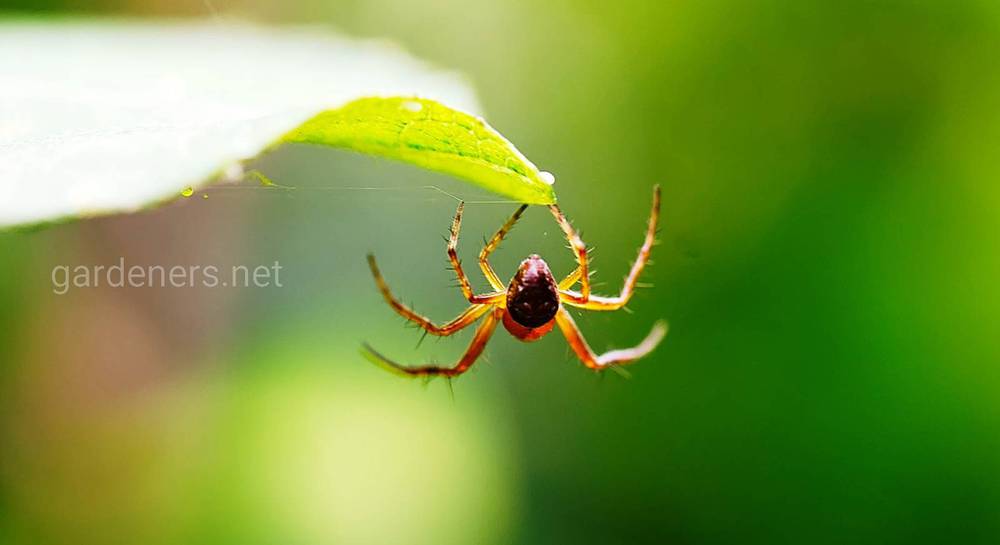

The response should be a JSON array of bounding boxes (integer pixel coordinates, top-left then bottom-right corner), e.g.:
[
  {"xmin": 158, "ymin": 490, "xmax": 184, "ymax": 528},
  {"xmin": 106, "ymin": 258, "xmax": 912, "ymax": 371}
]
[{"xmin": 2, "ymin": 0, "xmax": 1000, "ymax": 543}]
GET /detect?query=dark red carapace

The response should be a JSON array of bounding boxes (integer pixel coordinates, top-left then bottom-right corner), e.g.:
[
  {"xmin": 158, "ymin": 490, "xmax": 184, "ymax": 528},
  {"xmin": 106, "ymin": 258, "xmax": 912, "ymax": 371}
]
[
  {"xmin": 363, "ymin": 186, "xmax": 667, "ymax": 378},
  {"xmin": 502, "ymin": 255, "xmax": 560, "ymax": 341}
]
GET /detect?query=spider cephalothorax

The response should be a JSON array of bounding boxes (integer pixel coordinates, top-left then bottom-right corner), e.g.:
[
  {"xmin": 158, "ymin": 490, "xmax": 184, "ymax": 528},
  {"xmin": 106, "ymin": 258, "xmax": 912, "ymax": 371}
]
[{"xmin": 363, "ymin": 186, "xmax": 667, "ymax": 378}]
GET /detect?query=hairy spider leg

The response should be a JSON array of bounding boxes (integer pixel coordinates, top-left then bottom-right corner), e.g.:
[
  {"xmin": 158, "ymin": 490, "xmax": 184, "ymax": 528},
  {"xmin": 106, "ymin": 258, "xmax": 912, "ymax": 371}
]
[
  {"xmin": 558, "ymin": 266, "xmax": 583, "ymax": 290},
  {"xmin": 447, "ymin": 202, "xmax": 507, "ymax": 304},
  {"xmin": 367, "ymin": 254, "xmax": 497, "ymax": 335},
  {"xmin": 362, "ymin": 307, "xmax": 504, "ymax": 377},
  {"xmin": 559, "ymin": 185, "xmax": 661, "ymax": 311},
  {"xmin": 555, "ymin": 308, "xmax": 668, "ymax": 369},
  {"xmin": 548, "ymin": 203, "xmax": 591, "ymax": 303},
  {"xmin": 479, "ymin": 204, "xmax": 529, "ymax": 290}
]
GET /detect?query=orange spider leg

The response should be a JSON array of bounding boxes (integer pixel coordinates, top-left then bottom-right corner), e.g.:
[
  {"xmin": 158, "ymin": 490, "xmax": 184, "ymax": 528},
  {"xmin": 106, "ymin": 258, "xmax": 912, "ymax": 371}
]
[
  {"xmin": 362, "ymin": 308, "xmax": 504, "ymax": 377},
  {"xmin": 548, "ymin": 203, "xmax": 591, "ymax": 303},
  {"xmin": 479, "ymin": 204, "xmax": 528, "ymax": 290},
  {"xmin": 555, "ymin": 308, "xmax": 667, "ymax": 369},
  {"xmin": 447, "ymin": 202, "xmax": 506, "ymax": 303},
  {"xmin": 558, "ymin": 266, "xmax": 583, "ymax": 290},
  {"xmin": 367, "ymin": 254, "xmax": 498, "ymax": 335},
  {"xmin": 559, "ymin": 185, "xmax": 661, "ymax": 311}
]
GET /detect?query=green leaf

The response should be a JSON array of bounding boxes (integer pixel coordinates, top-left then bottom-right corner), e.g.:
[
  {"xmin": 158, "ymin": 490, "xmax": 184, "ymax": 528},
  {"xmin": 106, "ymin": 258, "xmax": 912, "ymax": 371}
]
[
  {"xmin": 0, "ymin": 20, "xmax": 555, "ymax": 231},
  {"xmin": 281, "ymin": 97, "xmax": 555, "ymax": 205}
]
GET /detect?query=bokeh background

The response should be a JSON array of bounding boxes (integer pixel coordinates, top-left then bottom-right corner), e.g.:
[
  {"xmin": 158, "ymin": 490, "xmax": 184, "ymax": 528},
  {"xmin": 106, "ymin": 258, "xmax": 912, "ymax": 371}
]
[{"xmin": 2, "ymin": 1, "xmax": 1000, "ymax": 543}]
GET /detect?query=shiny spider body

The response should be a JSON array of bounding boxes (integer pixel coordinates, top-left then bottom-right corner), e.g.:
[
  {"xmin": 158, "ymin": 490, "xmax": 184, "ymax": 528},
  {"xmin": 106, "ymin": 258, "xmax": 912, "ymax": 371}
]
[{"xmin": 362, "ymin": 186, "xmax": 667, "ymax": 377}]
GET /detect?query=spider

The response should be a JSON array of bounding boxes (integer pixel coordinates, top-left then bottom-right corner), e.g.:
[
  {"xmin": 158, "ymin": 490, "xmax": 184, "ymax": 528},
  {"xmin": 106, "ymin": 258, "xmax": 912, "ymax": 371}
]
[{"xmin": 362, "ymin": 185, "xmax": 667, "ymax": 377}]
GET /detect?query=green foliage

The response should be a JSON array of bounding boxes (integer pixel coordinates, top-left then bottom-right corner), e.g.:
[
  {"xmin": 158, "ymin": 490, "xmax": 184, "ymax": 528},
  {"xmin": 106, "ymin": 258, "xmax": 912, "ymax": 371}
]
[
  {"xmin": 281, "ymin": 97, "xmax": 556, "ymax": 205},
  {"xmin": 0, "ymin": 22, "xmax": 554, "ymax": 231}
]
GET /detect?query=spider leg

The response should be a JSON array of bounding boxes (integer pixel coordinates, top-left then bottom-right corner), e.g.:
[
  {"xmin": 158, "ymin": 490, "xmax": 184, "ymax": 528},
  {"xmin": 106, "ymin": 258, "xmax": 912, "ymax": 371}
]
[
  {"xmin": 479, "ymin": 204, "xmax": 528, "ymax": 290},
  {"xmin": 555, "ymin": 307, "xmax": 667, "ymax": 370},
  {"xmin": 367, "ymin": 254, "xmax": 496, "ymax": 335},
  {"xmin": 559, "ymin": 185, "xmax": 661, "ymax": 311},
  {"xmin": 558, "ymin": 266, "xmax": 583, "ymax": 290},
  {"xmin": 362, "ymin": 308, "xmax": 503, "ymax": 377},
  {"xmin": 548, "ymin": 203, "xmax": 591, "ymax": 303},
  {"xmin": 447, "ymin": 202, "xmax": 507, "ymax": 303}
]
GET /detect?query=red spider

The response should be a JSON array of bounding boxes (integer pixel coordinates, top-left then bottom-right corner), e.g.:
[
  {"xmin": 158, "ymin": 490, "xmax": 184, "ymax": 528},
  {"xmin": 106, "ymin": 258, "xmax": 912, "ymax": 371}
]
[{"xmin": 362, "ymin": 186, "xmax": 667, "ymax": 377}]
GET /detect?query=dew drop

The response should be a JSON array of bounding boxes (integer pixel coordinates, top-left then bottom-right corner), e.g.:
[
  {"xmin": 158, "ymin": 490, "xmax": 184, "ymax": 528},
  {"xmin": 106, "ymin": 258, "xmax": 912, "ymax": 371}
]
[
  {"xmin": 539, "ymin": 171, "xmax": 556, "ymax": 185},
  {"xmin": 181, "ymin": 187, "xmax": 194, "ymax": 197},
  {"xmin": 401, "ymin": 100, "xmax": 423, "ymax": 112}
]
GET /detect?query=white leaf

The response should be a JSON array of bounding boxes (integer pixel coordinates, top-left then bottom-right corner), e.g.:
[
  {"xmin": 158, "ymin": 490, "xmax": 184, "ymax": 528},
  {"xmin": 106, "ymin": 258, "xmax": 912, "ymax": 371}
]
[{"xmin": 0, "ymin": 20, "xmax": 481, "ymax": 229}]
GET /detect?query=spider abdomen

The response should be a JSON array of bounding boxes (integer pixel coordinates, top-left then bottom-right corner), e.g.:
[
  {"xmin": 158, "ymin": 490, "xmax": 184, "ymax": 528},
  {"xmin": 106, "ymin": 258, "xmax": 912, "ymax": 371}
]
[{"xmin": 504, "ymin": 255, "xmax": 560, "ymax": 340}]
